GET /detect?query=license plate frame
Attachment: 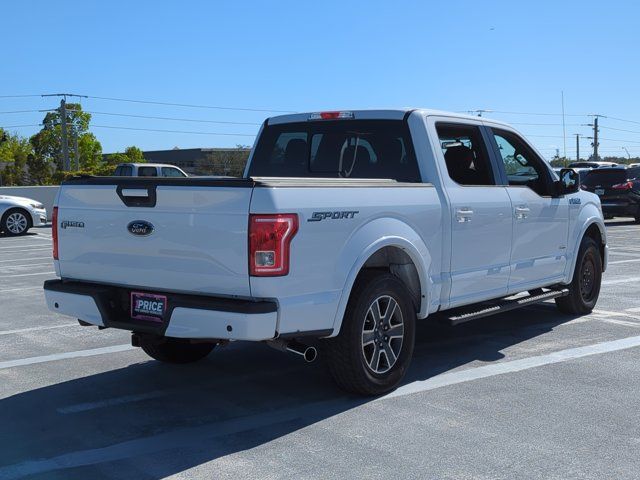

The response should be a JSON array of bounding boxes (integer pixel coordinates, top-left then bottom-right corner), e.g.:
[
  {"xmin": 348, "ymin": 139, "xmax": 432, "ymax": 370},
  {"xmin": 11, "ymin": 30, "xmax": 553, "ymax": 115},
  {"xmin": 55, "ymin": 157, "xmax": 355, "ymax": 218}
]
[{"xmin": 130, "ymin": 291, "xmax": 167, "ymax": 323}]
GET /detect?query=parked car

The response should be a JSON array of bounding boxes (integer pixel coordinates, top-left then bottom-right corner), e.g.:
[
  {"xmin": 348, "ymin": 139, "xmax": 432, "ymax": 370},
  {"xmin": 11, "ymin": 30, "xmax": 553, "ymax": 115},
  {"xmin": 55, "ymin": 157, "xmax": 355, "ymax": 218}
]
[
  {"xmin": 628, "ymin": 163, "xmax": 640, "ymax": 168},
  {"xmin": 0, "ymin": 195, "xmax": 47, "ymax": 236},
  {"xmin": 581, "ymin": 166, "xmax": 640, "ymax": 222},
  {"xmin": 44, "ymin": 109, "xmax": 606, "ymax": 395},
  {"xmin": 568, "ymin": 161, "xmax": 618, "ymax": 169},
  {"xmin": 114, "ymin": 163, "xmax": 188, "ymax": 177}
]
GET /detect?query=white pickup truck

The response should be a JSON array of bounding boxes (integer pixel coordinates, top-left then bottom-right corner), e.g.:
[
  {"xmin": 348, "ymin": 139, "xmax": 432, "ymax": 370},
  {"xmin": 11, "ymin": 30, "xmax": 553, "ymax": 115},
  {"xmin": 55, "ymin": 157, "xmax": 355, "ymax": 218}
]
[{"xmin": 44, "ymin": 109, "xmax": 607, "ymax": 395}]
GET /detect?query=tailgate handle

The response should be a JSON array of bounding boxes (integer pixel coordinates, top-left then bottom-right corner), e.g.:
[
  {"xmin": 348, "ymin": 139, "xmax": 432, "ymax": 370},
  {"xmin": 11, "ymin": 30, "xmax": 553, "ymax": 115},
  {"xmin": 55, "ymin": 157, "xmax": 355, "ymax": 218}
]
[{"xmin": 116, "ymin": 185, "xmax": 157, "ymax": 208}]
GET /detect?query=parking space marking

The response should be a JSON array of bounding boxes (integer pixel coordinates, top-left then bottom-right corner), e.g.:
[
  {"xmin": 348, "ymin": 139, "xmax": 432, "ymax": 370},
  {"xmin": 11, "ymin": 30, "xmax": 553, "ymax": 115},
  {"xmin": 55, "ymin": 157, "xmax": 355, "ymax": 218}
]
[
  {"xmin": 593, "ymin": 309, "xmax": 640, "ymax": 321},
  {"xmin": 608, "ymin": 258, "xmax": 640, "ymax": 265},
  {"xmin": 384, "ymin": 334, "xmax": 640, "ymax": 400},
  {"xmin": 626, "ymin": 307, "xmax": 640, "ymax": 313},
  {"xmin": 602, "ymin": 276, "xmax": 640, "ymax": 286},
  {"xmin": 3, "ymin": 262, "xmax": 54, "ymax": 269},
  {"xmin": 57, "ymin": 391, "xmax": 169, "ymax": 414},
  {"xmin": 0, "ymin": 344, "xmax": 134, "ymax": 370},
  {"xmin": 2, "ymin": 271, "xmax": 54, "ymax": 278},
  {"xmin": 0, "ymin": 286, "xmax": 43, "ymax": 294},
  {"xmin": 0, "ymin": 248, "xmax": 52, "ymax": 254},
  {"xmin": 0, "ymin": 256, "xmax": 52, "ymax": 263},
  {"xmin": 0, "ymin": 243, "xmax": 51, "ymax": 250},
  {"xmin": 0, "ymin": 324, "xmax": 75, "ymax": 336}
]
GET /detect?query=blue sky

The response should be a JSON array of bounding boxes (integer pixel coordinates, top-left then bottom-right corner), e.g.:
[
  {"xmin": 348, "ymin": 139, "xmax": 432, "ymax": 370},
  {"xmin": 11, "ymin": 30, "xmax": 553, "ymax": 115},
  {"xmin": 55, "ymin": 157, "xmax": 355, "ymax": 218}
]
[{"xmin": 2, "ymin": 0, "xmax": 640, "ymax": 159}]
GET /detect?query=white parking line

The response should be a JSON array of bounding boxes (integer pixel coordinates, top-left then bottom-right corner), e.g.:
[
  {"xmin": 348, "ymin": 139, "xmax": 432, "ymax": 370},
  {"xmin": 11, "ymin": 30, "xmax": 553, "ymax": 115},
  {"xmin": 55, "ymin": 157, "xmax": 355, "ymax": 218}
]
[
  {"xmin": 1, "ymin": 271, "xmax": 54, "ymax": 278},
  {"xmin": 602, "ymin": 276, "xmax": 640, "ymax": 286},
  {"xmin": 0, "ymin": 256, "xmax": 52, "ymax": 263},
  {"xmin": 626, "ymin": 307, "xmax": 640, "ymax": 313},
  {"xmin": 608, "ymin": 258, "xmax": 640, "ymax": 265},
  {"xmin": 0, "ymin": 248, "xmax": 52, "ymax": 254},
  {"xmin": 0, "ymin": 344, "xmax": 134, "ymax": 370},
  {"xmin": 384, "ymin": 334, "xmax": 640, "ymax": 399},
  {"xmin": 0, "ymin": 243, "xmax": 51, "ymax": 250},
  {"xmin": 3, "ymin": 262, "xmax": 54, "ymax": 269},
  {"xmin": 0, "ymin": 324, "xmax": 75, "ymax": 336},
  {"xmin": 0, "ymin": 286, "xmax": 43, "ymax": 294}
]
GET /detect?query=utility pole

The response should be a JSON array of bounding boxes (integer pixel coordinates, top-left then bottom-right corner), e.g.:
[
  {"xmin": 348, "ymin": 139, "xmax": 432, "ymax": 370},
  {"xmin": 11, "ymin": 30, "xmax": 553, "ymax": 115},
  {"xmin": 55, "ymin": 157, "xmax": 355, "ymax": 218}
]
[
  {"xmin": 41, "ymin": 93, "xmax": 88, "ymax": 172},
  {"xmin": 593, "ymin": 116, "xmax": 599, "ymax": 160},
  {"xmin": 583, "ymin": 114, "xmax": 604, "ymax": 161},
  {"xmin": 74, "ymin": 132, "xmax": 80, "ymax": 170},
  {"xmin": 574, "ymin": 134, "xmax": 581, "ymax": 162},
  {"xmin": 59, "ymin": 99, "xmax": 69, "ymax": 171}
]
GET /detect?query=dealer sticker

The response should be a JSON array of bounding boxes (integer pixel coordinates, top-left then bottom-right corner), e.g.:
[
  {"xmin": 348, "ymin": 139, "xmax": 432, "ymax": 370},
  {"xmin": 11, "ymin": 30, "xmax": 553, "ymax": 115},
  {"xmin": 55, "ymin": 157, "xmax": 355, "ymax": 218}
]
[{"xmin": 130, "ymin": 292, "xmax": 167, "ymax": 323}]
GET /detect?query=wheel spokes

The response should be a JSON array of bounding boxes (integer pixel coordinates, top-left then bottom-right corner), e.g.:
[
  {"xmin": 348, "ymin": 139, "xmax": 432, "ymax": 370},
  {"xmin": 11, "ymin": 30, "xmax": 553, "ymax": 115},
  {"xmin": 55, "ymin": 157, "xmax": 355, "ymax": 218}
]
[{"xmin": 361, "ymin": 295, "xmax": 405, "ymax": 374}]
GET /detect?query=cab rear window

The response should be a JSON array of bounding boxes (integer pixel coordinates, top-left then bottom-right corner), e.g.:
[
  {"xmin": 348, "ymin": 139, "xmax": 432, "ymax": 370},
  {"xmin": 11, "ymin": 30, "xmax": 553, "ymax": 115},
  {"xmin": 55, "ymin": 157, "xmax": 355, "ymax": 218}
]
[{"xmin": 248, "ymin": 120, "xmax": 421, "ymax": 182}]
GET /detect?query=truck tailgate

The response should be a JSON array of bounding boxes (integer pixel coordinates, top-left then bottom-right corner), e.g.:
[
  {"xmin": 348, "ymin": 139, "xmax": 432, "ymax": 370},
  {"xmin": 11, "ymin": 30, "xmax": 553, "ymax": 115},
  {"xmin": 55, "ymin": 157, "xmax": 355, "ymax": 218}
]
[{"xmin": 56, "ymin": 178, "xmax": 254, "ymax": 297}]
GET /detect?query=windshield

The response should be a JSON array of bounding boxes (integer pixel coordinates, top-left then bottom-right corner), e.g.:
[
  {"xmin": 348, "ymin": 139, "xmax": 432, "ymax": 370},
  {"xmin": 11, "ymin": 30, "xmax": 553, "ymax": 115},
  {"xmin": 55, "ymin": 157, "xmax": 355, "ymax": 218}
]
[{"xmin": 248, "ymin": 120, "xmax": 421, "ymax": 182}]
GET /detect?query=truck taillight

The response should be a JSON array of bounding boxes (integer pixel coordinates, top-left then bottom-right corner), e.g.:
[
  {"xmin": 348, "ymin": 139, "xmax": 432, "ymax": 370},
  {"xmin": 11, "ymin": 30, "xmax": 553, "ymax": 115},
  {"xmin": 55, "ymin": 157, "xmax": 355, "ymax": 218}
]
[
  {"xmin": 612, "ymin": 181, "xmax": 633, "ymax": 190},
  {"xmin": 249, "ymin": 214, "xmax": 298, "ymax": 276},
  {"xmin": 52, "ymin": 206, "xmax": 59, "ymax": 260}
]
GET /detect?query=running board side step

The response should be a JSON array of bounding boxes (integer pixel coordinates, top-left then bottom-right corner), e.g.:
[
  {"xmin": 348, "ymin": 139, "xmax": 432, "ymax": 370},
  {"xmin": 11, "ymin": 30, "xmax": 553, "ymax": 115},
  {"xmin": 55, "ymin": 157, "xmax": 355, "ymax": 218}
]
[{"xmin": 446, "ymin": 288, "xmax": 569, "ymax": 326}]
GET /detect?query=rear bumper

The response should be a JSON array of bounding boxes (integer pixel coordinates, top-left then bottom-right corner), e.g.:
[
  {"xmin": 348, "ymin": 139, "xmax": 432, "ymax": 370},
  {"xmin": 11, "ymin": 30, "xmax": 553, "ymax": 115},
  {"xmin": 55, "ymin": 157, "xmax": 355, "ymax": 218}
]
[
  {"xmin": 602, "ymin": 203, "xmax": 640, "ymax": 217},
  {"xmin": 43, "ymin": 279, "xmax": 278, "ymax": 341}
]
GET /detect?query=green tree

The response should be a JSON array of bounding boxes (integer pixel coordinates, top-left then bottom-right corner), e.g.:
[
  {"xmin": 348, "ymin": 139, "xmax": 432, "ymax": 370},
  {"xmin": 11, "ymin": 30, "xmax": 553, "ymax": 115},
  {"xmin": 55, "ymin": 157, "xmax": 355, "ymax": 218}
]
[
  {"xmin": 0, "ymin": 130, "xmax": 35, "ymax": 185},
  {"xmin": 103, "ymin": 145, "xmax": 147, "ymax": 168},
  {"xmin": 30, "ymin": 103, "xmax": 102, "ymax": 172}
]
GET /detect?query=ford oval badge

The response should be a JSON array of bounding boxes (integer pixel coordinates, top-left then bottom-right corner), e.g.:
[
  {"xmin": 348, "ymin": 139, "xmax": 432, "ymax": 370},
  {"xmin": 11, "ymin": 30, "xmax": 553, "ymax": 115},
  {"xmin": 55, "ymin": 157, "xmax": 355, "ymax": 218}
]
[{"xmin": 127, "ymin": 220, "xmax": 154, "ymax": 236}]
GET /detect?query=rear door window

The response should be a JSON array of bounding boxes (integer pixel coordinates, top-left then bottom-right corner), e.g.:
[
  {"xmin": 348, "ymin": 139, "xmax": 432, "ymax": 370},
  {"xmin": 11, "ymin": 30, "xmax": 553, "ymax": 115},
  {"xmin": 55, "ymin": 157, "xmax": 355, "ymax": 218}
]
[
  {"xmin": 138, "ymin": 167, "xmax": 158, "ymax": 177},
  {"xmin": 249, "ymin": 120, "xmax": 420, "ymax": 182},
  {"xmin": 114, "ymin": 165, "xmax": 133, "ymax": 176},
  {"xmin": 161, "ymin": 167, "xmax": 186, "ymax": 177}
]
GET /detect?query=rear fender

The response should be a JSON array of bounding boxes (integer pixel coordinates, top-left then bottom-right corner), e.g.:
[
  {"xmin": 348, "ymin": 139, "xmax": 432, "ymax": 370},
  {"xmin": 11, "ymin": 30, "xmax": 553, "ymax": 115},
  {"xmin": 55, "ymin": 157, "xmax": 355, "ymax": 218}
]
[{"xmin": 330, "ymin": 217, "xmax": 431, "ymax": 337}]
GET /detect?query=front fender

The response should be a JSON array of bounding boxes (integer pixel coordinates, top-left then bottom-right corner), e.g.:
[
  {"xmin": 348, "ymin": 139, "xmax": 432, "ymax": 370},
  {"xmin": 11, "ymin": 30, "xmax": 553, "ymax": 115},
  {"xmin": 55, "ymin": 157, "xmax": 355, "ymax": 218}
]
[
  {"xmin": 330, "ymin": 217, "xmax": 431, "ymax": 337},
  {"xmin": 565, "ymin": 198, "xmax": 607, "ymax": 283}
]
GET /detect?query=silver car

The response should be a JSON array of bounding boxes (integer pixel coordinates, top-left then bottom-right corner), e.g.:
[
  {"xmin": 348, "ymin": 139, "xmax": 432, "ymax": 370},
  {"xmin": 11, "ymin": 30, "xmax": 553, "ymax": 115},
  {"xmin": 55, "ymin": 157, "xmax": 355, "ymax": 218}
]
[{"xmin": 0, "ymin": 195, "xmax": 47, "ymax": 236}]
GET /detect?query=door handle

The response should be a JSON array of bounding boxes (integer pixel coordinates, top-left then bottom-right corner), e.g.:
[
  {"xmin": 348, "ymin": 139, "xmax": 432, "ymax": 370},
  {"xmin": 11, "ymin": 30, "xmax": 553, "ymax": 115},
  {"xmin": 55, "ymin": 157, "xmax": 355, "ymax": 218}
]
[
  {"xmin": 515, "ymin": 205, "xmax": 530, "ymax": 219},
  {"xmin": 456, "ymin": 207, "xmax": 474, "ymax": 223}
]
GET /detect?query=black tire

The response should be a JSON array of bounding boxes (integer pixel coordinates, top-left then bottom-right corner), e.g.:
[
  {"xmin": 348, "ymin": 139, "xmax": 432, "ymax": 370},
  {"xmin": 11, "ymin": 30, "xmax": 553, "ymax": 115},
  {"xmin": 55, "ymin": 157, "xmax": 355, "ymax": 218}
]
[
  {"xmin": 325, "ymin": 271, "xmax": 416, "ymax": 396},
  {"xmin": 139, "ymin": 336, "xmax": 215, "ymax": 364},
  {"xmin": 1, "ymin": 208, "xmax": 31, "ymax": 236},
  {"xmin": 555, "ymin": 236, "xmax": 602, "ymax": 315},
  {"xmin": 634, "ymin": 215, "xmax": 640, "ymax": 224}
]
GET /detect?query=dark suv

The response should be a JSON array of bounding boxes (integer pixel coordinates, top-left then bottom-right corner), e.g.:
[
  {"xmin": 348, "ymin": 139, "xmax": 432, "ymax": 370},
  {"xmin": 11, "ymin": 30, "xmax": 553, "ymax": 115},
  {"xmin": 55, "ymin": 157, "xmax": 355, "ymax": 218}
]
[{"xmin": 581, "ymin": 167, "xmax": 640, "ymax": 222}]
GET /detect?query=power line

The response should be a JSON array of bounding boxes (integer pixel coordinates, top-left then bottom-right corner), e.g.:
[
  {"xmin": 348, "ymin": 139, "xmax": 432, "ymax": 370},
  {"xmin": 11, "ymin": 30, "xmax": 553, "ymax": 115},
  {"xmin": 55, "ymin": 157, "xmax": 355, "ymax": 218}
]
[
  {"xmin": 85, "ymin": 111, "xmax": 262, "ymax": 126},
  {"xmin": 0, "ymin": 94, "xmax": 41, "ymax": 99},
  {"xmin": 0, "ymin": 109, "xmax": 45, "ymax": 115},
  {"xmin": 85, "ymin": 95, "xmax": 296, "ymax": 114},
  {"xmin": 600, "ymin": 125, "xmax": 640, "ymax": 135},
  {"xmin": 0, "ymin": 124, "xmax": 40, "ymax": 128},
  {"xmin": 91, "ymin": 125, "xmax": 257, "ymax": 137}
]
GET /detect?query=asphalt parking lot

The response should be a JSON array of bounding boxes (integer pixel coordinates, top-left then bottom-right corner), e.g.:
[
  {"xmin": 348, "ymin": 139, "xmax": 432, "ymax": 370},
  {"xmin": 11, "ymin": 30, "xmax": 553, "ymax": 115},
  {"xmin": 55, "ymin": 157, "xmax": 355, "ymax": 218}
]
[{"xmin": 1, "ymin": 221, "xmax": 640, "ymax": 480}]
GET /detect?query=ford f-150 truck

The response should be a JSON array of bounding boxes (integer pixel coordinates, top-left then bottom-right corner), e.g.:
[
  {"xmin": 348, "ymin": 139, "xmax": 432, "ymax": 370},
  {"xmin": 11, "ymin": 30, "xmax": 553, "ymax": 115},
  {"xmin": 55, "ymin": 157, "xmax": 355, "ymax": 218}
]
[{"xmin": 44, "ymin": 109, "xmax": 607, "ymax": 395}]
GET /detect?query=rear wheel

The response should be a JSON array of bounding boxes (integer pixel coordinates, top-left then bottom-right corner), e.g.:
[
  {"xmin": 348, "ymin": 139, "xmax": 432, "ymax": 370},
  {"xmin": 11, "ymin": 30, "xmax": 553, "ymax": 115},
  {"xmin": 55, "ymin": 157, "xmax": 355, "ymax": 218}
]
[
  {"xmin": 555, "ymin": 236, "xmax": 602, "ymax": 314},
  {"xmin": 1, "ymin": 208, "xmax": 31, "ymax": 236},
  {"xmin": 138, "ymin": 336, "xmax": 215, "ymax": 364},
  {"xmin": 325, "ymin": 271, "xmax": 416, "ymax": 396}
]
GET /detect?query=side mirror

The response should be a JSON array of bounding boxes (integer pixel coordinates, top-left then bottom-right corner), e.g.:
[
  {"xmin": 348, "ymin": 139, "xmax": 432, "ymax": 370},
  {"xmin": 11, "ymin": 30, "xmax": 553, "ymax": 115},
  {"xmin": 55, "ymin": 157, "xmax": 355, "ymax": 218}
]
[{"xmin": 557, "ymin": 168, "xmax": 580, "ymax": 195}]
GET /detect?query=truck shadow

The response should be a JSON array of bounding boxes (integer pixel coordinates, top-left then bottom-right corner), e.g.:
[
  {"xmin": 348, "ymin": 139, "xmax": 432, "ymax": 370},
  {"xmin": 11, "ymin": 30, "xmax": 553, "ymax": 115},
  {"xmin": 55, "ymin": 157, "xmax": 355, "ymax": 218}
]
[{"xmin": 0, "ymin": 304, "xmax": 578, "ymax": 479}]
